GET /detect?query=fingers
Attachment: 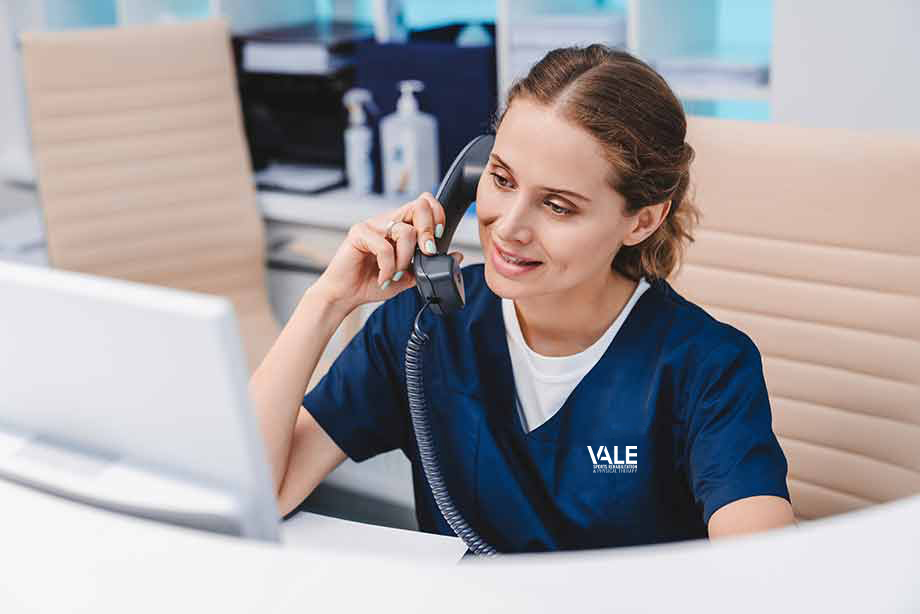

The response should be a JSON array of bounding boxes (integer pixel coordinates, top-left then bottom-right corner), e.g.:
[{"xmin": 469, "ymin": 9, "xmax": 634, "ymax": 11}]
[
  {"xmin": 386, "ymin": 220, "xmax": 417, "ymax": 280},
  {"xmin": 350, "ymin": 223, "xmax": 396, "ymax": 288},
  {"xmin": 353, "ymin": 192, "xmax": 449, "ymax": 295},
  {"xmin": 407, "ymin": 192, "xmax": 446, "ymax": 256}
]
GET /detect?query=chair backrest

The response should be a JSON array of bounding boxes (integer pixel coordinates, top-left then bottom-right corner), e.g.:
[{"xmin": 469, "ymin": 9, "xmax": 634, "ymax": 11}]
[
  {"xmin": 20, "ymin": 19, "xmax": 277, "ymax": 371},
  {"xmin": 670, "ymin": 116, "xmax": 920, "ymax": 521}
]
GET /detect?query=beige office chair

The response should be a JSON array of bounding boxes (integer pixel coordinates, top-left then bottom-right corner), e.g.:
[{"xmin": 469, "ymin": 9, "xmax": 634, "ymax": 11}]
[
  {"xmin": 670, "ymin": 117, "xmax": 920, "ymax": 521},
  {"xmin": 19, "ymin": 19, "xmax": 356, "ymax": 380}
]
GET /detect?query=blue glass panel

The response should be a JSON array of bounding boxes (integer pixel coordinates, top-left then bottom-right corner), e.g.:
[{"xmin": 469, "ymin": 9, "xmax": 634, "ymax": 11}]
[
  {"xmin": 159, "ymin": 0, "xmax": 214, "ymax": 20},
  {"xmin": 683, "ymin": 98, "xmax": 770, "ymax": 122},
  {"xmin": 715, "ymin": 100, "xmax": 770, "ymax": 121},
  {"xmin": 718, "ymin": 0, "xmax": 772, "ymax": 53},
  {"xmin": 681, "ymin": 100, "xmax": 719, "ymax": 118},
  {"xmin": 45, "ymin": 0, "xmax": 117, "ymax": 29},
  {"xmin": 332, "ymin": 0, "xmax": 497, "ymax": 28}
]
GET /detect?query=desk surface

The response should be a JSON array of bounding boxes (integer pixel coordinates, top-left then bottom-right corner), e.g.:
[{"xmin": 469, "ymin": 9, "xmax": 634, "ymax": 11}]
[
  {"xmin": 281, "ymin": 507, "xmax": 468, "ymax": 562},
  {"xmin": 2, "ymin": 476, "xmax": 919, "ymax": 613}
]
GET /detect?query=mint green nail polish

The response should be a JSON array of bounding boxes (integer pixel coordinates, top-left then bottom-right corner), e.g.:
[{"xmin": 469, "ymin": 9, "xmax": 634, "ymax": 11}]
[
  {"xmin": 392, "ymin": 271, "xmax": 404, "ymax": 282},
  {"xmin": 380, "ymin": 279, "xmax": 391, "ymax": 290},
  {"xmin": 435, "ymin": 223, "xmax": 444, "ymax": 239},
  {"xmin": 425, "ymin": 239, "xmax": 436, "ymax": 254}
]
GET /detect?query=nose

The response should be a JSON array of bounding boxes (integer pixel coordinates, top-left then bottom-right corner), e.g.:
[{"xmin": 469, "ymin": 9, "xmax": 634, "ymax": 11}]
[{"xmin": 492, "ymin": 192, "xmax": 534, "ymax": 245}]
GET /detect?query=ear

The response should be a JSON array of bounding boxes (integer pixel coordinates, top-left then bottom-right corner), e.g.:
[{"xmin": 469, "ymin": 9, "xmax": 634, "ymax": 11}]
[{"xmin": 622, "ymin": 200, "xmax": 672, "ymax": 247}]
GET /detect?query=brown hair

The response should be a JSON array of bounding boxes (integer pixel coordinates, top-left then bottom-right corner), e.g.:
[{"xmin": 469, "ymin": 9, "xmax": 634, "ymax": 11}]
[{"xmin": 491, "ymin": 45, "xmax": 701, "ymax": 283}]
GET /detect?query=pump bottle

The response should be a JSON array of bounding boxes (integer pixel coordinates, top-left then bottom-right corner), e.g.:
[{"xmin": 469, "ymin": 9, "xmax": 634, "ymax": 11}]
[
  {"xmin": 380, "ymin": 80, "xmax": 440, "ymax": 198},
  {"xmin": 342, "ymin": 88, "xmax": 376, "ymax": 195}
]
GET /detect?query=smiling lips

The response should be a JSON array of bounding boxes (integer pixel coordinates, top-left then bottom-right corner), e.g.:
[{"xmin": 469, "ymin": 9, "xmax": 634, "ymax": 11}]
[
  {"xmin": 494, "ymin": 242, "xmax": 541, "ymax": 265},
  {"xmin": 491, "ymin": 241, "xmax": 543, "ymax": 277}
]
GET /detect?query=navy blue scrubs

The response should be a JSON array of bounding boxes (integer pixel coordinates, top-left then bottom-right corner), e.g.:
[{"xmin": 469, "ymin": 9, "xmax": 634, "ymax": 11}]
[{"xmin": 302, "ymin": 263, "xmax": 790, "ymax": 553}]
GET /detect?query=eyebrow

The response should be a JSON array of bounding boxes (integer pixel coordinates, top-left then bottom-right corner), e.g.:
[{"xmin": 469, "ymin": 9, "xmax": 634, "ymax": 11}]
[{"xmin": 489, "ymin": 153, "xmax": 591, "ymax": 203}]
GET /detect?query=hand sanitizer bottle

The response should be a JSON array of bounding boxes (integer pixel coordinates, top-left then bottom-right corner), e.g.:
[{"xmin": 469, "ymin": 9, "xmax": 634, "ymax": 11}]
[
  {"xmin": 380, "ymin": 80, "xmax": 440, "ymax": 198},
  {"xmin": 342, "ymin": 88, "xmax": 376, "ymax": 195}
]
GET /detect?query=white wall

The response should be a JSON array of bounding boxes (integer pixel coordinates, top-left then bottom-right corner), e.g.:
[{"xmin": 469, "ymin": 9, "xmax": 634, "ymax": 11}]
[{"xmin": 772, "ymin": 0, "xmax": 920, "ymax": 136}]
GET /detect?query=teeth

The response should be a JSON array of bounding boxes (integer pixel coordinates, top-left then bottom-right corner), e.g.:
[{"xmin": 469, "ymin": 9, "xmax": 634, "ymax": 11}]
[{"xmin": 502, "ymin": 252, "xmax": 532, "ymax": 266}]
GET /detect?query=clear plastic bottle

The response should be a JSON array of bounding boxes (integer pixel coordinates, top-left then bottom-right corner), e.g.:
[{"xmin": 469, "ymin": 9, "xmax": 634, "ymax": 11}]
[
  {"xmin": 380, "ymin": 80, "xmax": 440, "ymax": 198},
  {"xmin": 342, "ymin": 88, "xmax": 376, "ymax": 195}
]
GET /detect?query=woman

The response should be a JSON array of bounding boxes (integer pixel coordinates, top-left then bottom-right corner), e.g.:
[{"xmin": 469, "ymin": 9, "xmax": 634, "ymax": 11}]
[{"xmin": 250, "ymin": 45, "xmax": 796, "ymax": 553}]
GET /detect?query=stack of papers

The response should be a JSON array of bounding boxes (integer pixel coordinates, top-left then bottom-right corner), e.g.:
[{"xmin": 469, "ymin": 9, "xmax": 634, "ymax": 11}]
[
  {"xmin": 255, "ymin": 163, "xmax": 345, "ymax": 195},
  {"xmin": 243, "ymin": 44, "xmax": 353, "ymax": 75},
  {"xmin": 239, "ymin": 19, "xmax": 374, "ymax": 76}
]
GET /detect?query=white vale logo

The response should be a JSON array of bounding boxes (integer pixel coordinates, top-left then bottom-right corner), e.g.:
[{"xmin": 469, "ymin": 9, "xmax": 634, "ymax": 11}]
[{"xmin": 587, "ymin": 445, "xmax": 638, "ymax": 474}]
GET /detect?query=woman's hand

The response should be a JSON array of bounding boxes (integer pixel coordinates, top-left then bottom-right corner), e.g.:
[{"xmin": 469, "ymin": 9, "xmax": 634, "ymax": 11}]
[{"xmin": 313, "ymin": 192, "xmax": 464, "ymax": 312}]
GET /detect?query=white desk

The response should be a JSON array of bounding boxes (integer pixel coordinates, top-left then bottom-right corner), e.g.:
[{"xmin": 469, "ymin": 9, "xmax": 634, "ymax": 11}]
[
  {"xmin": 2, "ymin": 476, "xmax": 919, "ymax": 612},
  {"xmin": 281, "ymin": 507, "xmax": 467, "ymax": 561}
]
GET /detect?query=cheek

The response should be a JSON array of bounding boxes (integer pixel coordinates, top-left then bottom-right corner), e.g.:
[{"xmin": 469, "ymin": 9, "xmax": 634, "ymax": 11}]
[
  {"xmin": 551, "ymin": 224, "xmax": 622, "ymax": 266},
  {"xmin": 473, "ymin": 181, "xmax": 501, "ymax": 220},
  {"xmin": 474, "ymin": 174, "xmax": 490, "ymax": 207}
]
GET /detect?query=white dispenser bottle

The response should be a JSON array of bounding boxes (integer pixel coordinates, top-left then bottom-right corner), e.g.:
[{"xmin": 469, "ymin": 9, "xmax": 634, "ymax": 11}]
[
  {"xmin": 342, "ymin": 88, "xmax": 375, "ymax": 195},
  {"xmin": 380, "ymin": 80, "xmax": 440, "ymax": 198}
]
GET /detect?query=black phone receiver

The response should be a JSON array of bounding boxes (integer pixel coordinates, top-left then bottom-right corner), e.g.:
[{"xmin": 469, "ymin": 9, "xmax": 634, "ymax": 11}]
[
  {"xmin": 413, "ymin": 134, "xmax": 494, "ymax": 316},
  {"xmin": 405, "ymin": 134, "xmax": 500, "ymax": 556}
]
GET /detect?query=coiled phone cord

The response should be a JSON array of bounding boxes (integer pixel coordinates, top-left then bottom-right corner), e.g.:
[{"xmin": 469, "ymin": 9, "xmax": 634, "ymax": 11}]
[{"xmin": 405, "ymin": 300, "xmax": 499, "ymax": 557}]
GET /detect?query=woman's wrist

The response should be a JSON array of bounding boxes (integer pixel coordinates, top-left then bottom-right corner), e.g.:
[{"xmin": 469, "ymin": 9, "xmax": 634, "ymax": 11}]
[{"xmin": 305, "ymin": 277, "xmax": 359, "ymax": 319}]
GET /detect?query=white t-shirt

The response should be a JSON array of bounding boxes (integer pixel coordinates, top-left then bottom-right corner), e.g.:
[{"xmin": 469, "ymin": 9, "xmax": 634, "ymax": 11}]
[{"xmin": 502, "ymin": 277, "xmax": 651, "ymax": 433}]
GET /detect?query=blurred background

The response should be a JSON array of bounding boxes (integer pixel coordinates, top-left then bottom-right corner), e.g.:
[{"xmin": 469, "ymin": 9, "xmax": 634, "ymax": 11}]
[{"xmin": 3, "ymin": 0, "xmax": 919, "ymax": 188}]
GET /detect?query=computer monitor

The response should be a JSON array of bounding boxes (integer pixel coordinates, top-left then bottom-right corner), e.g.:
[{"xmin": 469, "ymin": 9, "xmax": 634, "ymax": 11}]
[{"xmin": 0, "ymin": 262, "xmax": 280, "ymax": 542}]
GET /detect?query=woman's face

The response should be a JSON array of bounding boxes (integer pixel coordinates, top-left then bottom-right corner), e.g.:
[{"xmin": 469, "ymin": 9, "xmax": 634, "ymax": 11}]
[{"xmin": 476, "ymin": 98, "xmax": 638, "ymax": 300}]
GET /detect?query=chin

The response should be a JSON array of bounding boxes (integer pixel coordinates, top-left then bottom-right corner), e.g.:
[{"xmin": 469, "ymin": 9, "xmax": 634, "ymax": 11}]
[{"xmin": 483, "ymin": 260, "xmax": 534, "ymax": 299}]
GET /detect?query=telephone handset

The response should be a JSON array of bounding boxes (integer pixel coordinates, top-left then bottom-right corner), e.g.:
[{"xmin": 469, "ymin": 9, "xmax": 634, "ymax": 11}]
[
  {"xmin": 412, "ymin": 134, "xmax": 494, "ymax": 316},
  {"xmin": 404, "ymin": 134, "xmax": 499, "ymax": 558}
]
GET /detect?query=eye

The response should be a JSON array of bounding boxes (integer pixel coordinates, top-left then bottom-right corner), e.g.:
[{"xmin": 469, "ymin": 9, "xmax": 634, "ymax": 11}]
[
  {"xmin": 490, "ymin": 172, "xmax": 512, "ymax": 189},
  {"xmin": 491, "ymin": 171, "xmax": 572, "ymax": 216},
  {"xmin": 545, "ymin": 201, "xmax": 573, "ymax": 216}
]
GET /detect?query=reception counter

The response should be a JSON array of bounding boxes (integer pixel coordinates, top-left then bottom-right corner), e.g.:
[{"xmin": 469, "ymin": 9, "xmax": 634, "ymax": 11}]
[{"xmin": 2, "ymin": 476, "xmax": 918, "ymax": 612}]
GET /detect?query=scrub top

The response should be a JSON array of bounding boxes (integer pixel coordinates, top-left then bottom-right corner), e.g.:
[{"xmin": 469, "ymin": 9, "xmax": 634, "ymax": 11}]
[{"xmin": 302, "ymin": 263, "xmax": 790, "ymax": 553}]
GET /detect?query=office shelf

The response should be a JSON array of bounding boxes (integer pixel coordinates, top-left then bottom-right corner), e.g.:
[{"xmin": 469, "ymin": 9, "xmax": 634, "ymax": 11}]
[{"xmin": 497, "ymin": 0, "xmax": 773, "ymax": 114}]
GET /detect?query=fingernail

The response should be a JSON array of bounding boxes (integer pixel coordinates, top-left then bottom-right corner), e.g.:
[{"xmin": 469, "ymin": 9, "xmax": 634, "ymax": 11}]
[
  {"xmin": 435, "ymin": 223, "xmax": 444, "ymax": 239},
  {"xmin": 391, "ymin": 271, "xmax": 403, "ymax": 282},
  {"xmin": 380, "ymin": 279, "xmax": 391, "ymax": 290},
  {"xmin": 425, "ymin": 239, "xmax": 436, "ymax": 254}
]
